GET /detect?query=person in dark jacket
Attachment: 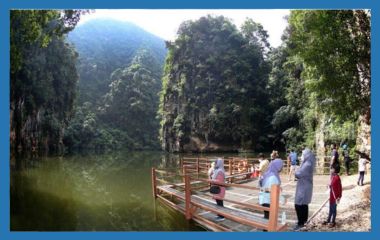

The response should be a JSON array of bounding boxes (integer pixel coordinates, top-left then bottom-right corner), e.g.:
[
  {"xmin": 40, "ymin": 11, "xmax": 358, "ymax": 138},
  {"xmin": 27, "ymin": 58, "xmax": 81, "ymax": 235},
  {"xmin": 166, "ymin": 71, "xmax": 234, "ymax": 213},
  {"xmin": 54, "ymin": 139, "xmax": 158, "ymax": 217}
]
[
  {"xmin": 323, "ymin": 163, "xmax": 342, "ymax": 227},
  {"xmin": 330, "ymin": 144, "xmax": 339, "ymax": 168},
  {"xmin": 293, "ymin": 148, "xmax": 316, "ymax": 230},
  {"xmin": 342, "ymin": 144, "xmax": 350, "ymax": 175}
]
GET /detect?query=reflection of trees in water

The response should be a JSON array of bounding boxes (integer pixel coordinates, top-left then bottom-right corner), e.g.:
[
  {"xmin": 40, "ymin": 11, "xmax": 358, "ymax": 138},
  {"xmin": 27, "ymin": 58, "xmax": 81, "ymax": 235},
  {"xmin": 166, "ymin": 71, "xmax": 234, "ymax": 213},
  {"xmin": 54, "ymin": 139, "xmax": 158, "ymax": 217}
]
[
  {"xmin": 56, "ymin": 151, "xmax": 168, "ymax": 230},
  {"xmin": 159, "ymin": 153, "xmax": 181, "ymax": 169},
  {"xmin": 11, "ymin": 167, "xmax": 77, "ymax": 230},
  {"xmin": 154, "ymin": 200, "xmax": 204, "ymax": 231},
  {"xmin": 11, "ymin": 151, "xmax": 206, "ymax": 230}
]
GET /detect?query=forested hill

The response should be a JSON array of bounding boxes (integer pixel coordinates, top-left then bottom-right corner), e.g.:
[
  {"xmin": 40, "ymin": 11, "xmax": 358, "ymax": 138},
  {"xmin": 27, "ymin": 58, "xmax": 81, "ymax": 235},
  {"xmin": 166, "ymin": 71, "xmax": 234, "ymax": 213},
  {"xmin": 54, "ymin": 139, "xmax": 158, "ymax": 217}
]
[
  {"xmin": 68, "ymin": 18, "xmax": 166, "ymax": 105},
  {"xmin": 64, "ymin": 18, "xmax": 167, "ymax": 151}
]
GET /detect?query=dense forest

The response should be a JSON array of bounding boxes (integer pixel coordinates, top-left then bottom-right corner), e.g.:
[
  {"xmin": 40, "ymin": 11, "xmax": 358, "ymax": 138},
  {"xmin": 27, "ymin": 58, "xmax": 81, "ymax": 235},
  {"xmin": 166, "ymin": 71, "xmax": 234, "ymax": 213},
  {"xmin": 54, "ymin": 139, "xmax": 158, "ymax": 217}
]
[
  {"xmin": 10, "ymin": 10, "xmax": 371, "ymax": 161},
  {"xmin": 64, "ymin": 19, "xmax": 166, "ymax": 150},
  {"xmin": 10, "ymin": 13, "xmax": 166, "ymax": 153}
]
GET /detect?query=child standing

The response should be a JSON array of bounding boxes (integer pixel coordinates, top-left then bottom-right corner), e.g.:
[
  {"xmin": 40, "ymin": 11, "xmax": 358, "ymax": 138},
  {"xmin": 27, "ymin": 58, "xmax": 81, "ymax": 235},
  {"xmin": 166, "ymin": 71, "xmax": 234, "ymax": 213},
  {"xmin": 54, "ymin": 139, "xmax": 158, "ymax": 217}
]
[
  {"xmin": 358, "ymin": 156, "xmax": 369, "ymax": 186},
  {"xmin": 208, "ymin": 162, "xmax": 215, "ymax": 179},
  {"xmin": 323, "ymin": 164, "xmax": 342, "ymax": 228}
]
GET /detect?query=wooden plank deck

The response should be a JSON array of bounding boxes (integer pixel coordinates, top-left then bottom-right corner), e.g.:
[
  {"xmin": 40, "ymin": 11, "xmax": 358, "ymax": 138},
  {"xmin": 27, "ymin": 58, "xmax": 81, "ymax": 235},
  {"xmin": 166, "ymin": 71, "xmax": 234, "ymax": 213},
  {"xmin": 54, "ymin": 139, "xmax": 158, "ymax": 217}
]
[
  {"xmin": 155, "ymin": 173, "xmax": 331, "ymax": 231},
  {"xmin": 157, "ymin": 185, "xmax": 270, "ymax": 231}
]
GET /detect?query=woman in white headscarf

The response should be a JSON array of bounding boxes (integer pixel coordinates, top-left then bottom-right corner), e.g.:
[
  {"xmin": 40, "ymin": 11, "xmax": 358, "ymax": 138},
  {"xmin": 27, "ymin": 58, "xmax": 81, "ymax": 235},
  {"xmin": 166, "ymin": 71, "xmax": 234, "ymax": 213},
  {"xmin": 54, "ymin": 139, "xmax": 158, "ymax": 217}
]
[
  {"xmin": 211, "ymin": 158, "xmax": 226, "ymax": 221},
  {"xmin": 294, "ymin": 148, "xmax": 316, "ymax": 230}
]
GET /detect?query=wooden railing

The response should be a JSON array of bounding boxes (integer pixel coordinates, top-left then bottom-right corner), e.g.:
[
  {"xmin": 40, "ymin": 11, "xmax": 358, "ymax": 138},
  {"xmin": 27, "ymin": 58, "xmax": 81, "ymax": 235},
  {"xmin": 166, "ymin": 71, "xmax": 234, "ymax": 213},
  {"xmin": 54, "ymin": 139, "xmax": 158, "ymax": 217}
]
[
  {"xmin": 180, "ymin": 157, "xmax": 259, "ymax": 178},
  {"xmin": 152, "ymin": 167, "xmax": 287, "ymax": 232}
]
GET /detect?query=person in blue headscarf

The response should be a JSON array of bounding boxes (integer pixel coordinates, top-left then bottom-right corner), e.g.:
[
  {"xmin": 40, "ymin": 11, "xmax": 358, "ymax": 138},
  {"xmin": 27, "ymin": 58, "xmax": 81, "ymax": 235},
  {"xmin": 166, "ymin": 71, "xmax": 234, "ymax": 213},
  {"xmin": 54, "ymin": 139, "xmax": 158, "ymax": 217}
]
[
  {"xmin": 259, "ymin": 156, "xmax": 284, "ymax": 220},
  {"xmin": 293, "ymin": 148, "xmax": 316, "ymax": 230}
]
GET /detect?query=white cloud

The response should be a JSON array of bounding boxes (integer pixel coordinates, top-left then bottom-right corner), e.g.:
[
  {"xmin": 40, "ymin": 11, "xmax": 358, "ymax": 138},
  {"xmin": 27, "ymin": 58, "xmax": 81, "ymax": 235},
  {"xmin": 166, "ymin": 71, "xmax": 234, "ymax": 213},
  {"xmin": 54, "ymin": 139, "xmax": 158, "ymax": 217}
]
[{"xmin": 79, "ymin": 9, "xmax": 289, "ymax": 47}]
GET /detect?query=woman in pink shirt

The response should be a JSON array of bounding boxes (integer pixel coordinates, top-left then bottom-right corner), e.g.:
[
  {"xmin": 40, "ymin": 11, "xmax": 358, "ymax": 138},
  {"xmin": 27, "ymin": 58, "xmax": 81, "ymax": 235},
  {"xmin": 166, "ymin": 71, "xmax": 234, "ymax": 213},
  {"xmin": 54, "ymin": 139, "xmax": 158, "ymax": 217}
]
[{"xmin": 211, "ymin": 158, "xmax": 226, "ymax": 221}]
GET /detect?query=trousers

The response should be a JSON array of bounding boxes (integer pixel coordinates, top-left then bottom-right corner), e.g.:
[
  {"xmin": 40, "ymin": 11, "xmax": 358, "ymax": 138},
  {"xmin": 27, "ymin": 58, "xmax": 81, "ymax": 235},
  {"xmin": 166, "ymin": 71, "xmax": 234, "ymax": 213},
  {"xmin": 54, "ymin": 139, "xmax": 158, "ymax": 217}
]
[{"xmin": 295, "ymin": 204, "xmax": 309, "ymax": 226}]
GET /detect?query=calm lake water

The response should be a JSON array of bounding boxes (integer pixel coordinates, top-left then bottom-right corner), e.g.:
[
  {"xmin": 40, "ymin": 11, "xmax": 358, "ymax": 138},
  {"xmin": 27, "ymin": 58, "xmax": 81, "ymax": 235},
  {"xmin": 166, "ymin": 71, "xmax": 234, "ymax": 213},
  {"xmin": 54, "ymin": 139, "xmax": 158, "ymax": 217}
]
[{"xmin": 11, "ymin": 151, "xmax": 209, "ymax": 231}]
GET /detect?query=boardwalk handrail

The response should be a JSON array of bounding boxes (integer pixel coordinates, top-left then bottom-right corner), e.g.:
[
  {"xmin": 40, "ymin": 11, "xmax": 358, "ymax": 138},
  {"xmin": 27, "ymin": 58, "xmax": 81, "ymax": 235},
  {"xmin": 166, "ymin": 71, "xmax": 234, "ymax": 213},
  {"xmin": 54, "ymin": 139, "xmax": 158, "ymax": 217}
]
[{"xmin": 197, "ymin": 177, "xmax": 260, "ymax": 191}]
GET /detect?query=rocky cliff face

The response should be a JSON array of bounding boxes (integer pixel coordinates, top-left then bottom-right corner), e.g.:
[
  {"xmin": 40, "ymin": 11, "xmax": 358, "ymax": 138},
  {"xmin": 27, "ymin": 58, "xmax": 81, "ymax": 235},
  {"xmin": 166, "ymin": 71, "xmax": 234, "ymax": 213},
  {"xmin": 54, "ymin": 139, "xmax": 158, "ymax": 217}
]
[
  {"xmin": 10, "ymin": 99, "xmax": 66, "ymax": 154},
  {"xmin": 315, "ymin": 114, "xmax": 327, "ymax": 173},
  {"xmin": 159, "ymin": 16, "xmax": 271, "ymax": 153},
  {"xmin": 356, "ymin": 110, "xmax": 371, "ymax": 160}
]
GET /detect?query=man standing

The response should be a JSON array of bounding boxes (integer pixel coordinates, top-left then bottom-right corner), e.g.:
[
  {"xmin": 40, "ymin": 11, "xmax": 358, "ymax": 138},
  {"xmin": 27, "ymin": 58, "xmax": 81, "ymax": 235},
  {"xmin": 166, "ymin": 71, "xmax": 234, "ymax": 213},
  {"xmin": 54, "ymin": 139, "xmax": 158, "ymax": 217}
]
[
  {"xmin": 330, "ymin": 144, "xmax": 339, "ymax": 168},
  {"xmin": 342, "ymin": 144, "xmax": 350, "ymax": 175},
  {"xmin": 288, "ymin": 149, "xmax": 298, "ymax": 181},
  {"xmin": 294, "ymin": 148, "xmax": 316, "ymax": 231}
]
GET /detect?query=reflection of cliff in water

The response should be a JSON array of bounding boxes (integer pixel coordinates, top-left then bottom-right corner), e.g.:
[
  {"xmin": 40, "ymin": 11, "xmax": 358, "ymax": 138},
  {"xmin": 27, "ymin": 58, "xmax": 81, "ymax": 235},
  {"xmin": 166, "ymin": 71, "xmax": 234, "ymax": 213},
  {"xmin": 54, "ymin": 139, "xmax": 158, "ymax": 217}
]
[{"xmin": 159, "ymin": 153, "xmax": 181, "ymax": 169}]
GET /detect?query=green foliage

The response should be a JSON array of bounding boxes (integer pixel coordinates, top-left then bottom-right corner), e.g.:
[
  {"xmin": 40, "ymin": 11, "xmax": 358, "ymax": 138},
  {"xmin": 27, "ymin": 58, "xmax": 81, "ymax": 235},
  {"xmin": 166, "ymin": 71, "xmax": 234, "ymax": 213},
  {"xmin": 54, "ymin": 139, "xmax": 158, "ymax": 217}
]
[
  {"xmin": 288, "ymin": 10, "xmax": 370, "ymax": 120},
  {"xmin": 63, "ymin": 103, "xmax": 135, "ymax": 150},
  {"xmin": 66, "ymin": 20, "xmax": 166, "ymax": 150},
  {"xmin": 10, "ymin": 10, "xmax": 87, "ymax": 75},
  {"xmin": 68, "ymin": 18, "xmax": 166, "ymax": 105},
  {"xmin": 269, "ymin": 10, "xmax": 370, "ymax": 150}
]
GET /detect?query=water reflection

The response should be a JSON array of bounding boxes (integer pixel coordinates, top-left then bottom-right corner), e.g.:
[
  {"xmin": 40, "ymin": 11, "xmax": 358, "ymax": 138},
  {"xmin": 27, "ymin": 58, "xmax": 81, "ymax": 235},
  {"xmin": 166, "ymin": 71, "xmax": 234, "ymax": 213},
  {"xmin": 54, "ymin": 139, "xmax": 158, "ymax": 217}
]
[{"xmin": 10, "ymin": 151, "xmax": 202, "ymax": 231}]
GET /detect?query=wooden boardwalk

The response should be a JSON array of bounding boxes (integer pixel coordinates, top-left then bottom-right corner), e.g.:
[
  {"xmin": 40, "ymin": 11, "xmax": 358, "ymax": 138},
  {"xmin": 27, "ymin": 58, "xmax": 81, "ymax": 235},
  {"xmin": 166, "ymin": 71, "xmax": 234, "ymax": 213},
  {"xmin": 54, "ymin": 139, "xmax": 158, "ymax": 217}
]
[
  {"xmin": 157, "ymin": 185, "xmax": 271, "ymax": 231},
  {"xmin": 154, "ymin": 171, "xmax": 330, "ymax": 231}
]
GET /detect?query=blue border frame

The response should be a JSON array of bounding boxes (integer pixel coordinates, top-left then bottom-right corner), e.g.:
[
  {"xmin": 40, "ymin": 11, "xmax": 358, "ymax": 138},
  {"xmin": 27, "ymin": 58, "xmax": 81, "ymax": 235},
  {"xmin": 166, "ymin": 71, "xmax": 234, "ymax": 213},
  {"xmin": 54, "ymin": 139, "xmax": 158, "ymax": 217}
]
[{"xmin": 1, "ymin": 0, "xmax": 377, "ymax": 240}]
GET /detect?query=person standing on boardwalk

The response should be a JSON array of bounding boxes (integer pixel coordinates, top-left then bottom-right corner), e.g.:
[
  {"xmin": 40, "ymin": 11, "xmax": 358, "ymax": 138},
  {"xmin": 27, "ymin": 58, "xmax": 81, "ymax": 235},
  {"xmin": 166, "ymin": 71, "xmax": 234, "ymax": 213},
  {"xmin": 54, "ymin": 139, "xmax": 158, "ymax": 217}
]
[
  {"xmin": 211, "ymin": 158, "xmax": 226, "ymax": 221},
  {"xmin": 208, "ymin": 161, "xmax": 215, "ymax": 179},
  {"xmin": 259, "ymin": 154, "xmax": 284, "ymax": 220},
  {"xmin": 256, "ymin": 153, "xmax": 270, "ymax": 178},
  {"xmin": 294, "ymin": 148, "xmax": 316, "ymax": 231},
  {"xmin": 323, "ymin": 163, "xmax": 342, "ymax": 228},
  {"xmin": 270, "ymin": 150, "xmax": 279, "ymax": 161},
  {"xmin": 288, "ymin": 149, "xmax": 298, "ymax": 181},
  {"xmin": 357, "ymin": 155, "xmax": 369, "ymax": 186}
]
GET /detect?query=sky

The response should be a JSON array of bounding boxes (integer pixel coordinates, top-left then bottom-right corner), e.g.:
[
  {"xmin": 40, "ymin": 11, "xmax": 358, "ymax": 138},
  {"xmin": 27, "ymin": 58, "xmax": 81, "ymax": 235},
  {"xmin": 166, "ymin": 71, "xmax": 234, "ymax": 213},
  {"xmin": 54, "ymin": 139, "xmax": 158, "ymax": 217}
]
[{"xmin": 79, "ymin": 9, "xmax": 290, "ymax": 48}]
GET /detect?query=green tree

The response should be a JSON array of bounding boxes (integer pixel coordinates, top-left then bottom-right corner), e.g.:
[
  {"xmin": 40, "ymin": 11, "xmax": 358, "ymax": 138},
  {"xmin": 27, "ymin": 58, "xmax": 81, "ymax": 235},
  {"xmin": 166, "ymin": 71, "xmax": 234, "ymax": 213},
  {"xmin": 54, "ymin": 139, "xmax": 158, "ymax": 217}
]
[{"xmin": 288, "ymin": 10, "xmax": 370, "ymax": 120}]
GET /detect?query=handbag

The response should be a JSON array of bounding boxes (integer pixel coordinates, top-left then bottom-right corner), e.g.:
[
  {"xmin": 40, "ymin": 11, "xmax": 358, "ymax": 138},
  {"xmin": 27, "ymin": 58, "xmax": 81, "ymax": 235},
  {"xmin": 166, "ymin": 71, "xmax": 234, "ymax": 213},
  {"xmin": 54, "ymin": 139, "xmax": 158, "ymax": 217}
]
[{"xmin": 210, "ymin": 185, "xmax": 221, "ymax": 194}]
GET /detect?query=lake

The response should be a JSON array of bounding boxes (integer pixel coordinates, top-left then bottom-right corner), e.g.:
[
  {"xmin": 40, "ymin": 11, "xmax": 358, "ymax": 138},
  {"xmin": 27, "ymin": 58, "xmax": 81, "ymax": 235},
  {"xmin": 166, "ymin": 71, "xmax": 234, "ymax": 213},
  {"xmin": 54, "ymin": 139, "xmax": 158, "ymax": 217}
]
[{"xmin": 10, "ymin": 151, "xmax": 209, "ymax": 231}]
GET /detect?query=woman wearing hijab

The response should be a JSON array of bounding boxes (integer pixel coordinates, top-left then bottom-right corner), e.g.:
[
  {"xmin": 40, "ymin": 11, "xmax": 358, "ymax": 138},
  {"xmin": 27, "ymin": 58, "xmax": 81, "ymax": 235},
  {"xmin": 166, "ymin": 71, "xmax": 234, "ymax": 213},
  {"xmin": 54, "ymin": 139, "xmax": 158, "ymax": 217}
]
[
  {"xmin": 259, "ymin": 158, "xmax": 284, "ymax": 220},
  {"xmin": 294, "ymin": 148, "xmax": 316, "ymax": 230},
  {"xmin": 211, "ymin": 158, "xmax": 226, "ymax": 221}
]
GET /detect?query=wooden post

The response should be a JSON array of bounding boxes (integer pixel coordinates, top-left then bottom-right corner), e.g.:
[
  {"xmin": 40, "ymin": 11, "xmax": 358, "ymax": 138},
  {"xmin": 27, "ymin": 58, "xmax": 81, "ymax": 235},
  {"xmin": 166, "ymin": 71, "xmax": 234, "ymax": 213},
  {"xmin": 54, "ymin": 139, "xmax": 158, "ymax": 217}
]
[
  {"xmin": 268, "ymin": 184, "xmax": 280, "ymax": 232},
  {"xmin": 228, "ymin": 159, "xmax": 233, "ymax": 183},
  {"xmin": 151, "ymin": 168, "xmax": 157, "ymax": 199},
  {"xmin": 182, "ymin": 165, "xmax": 186, "ymax": 183},
  {"xmin": 197, "ymin": 157, "xmax": 200, "ymax": 174},
  {"xmin": 181, "ymin": 158, "xmax": 185, "ymax": 174},
  {"xmin": 185, "ymin": 175, "xmax": 192, "ymax": 220}
]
